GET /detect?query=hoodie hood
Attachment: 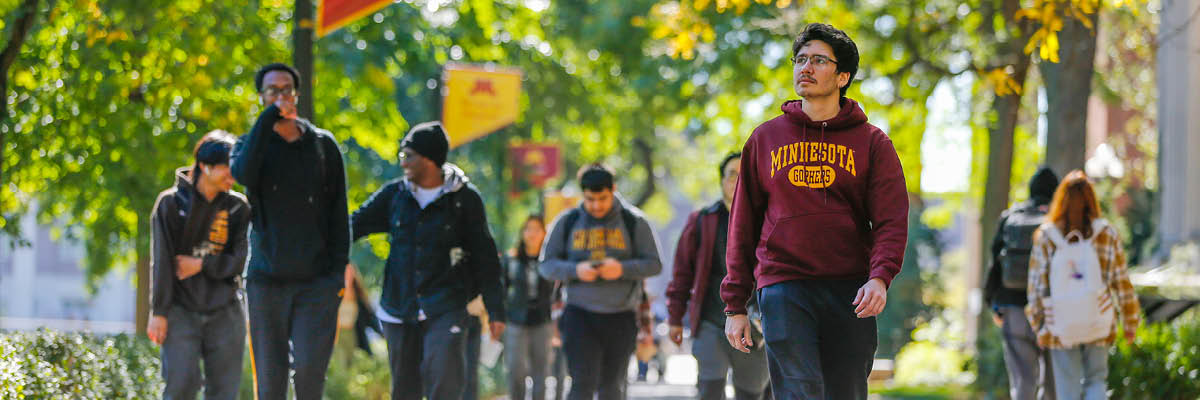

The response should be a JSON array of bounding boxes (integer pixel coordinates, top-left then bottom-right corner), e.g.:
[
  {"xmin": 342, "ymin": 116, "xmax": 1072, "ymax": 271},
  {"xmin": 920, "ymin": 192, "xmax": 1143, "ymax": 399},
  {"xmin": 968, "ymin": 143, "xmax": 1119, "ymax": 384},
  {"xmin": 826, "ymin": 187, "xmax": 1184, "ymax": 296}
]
[
  {"xmin": 781, "ymin": 97, "xmax": 869, "ymax": 130},
  {"xmin": 174, "ymin": 167, "xmax": 196, "ymax": 193},
  {"xmin": 403, "ymin": 162, "xmax": 469, "ymax": 199},
  {"xmin": 1028, "ymin": 167, "xmax": 1059, "ymax": 203}
]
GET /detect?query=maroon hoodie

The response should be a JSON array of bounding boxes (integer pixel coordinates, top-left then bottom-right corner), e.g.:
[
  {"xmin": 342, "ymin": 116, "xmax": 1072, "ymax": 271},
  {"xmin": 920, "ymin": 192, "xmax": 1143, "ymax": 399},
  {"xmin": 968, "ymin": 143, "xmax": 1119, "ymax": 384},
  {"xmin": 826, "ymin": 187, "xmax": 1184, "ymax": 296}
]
[{"xmin": 721, "ymin": 97, "xmax": 908, "ymax": 315}]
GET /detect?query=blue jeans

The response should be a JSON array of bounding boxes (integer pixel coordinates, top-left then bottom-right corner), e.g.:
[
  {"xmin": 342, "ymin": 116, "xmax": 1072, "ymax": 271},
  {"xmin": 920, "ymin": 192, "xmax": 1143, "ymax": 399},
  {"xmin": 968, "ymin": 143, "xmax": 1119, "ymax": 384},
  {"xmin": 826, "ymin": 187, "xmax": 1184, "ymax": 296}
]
[{"xmin": 1049, "ymin": 344, "xmax": 1108, "ymax": 400}]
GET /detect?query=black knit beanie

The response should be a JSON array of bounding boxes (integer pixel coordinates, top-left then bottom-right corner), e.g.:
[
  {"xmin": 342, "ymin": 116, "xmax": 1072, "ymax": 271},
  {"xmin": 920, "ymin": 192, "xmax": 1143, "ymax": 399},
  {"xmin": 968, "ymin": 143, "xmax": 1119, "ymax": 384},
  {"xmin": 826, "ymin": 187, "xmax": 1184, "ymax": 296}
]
[
  {"xmin": 401, "ymin": 121, "xmax": 449, "ymax": 167},
  {"xmin": 1029, "ymin": 166, "xmax": 1059, "ymax": 201}
]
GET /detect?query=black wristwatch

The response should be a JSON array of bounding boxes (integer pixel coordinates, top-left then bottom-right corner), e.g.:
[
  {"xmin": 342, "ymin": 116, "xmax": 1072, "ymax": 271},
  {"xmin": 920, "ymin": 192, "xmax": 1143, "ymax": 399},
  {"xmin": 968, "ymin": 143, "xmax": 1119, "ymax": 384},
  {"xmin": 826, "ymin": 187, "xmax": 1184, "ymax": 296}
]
[{"xmin": 724, "ymin": 311, "xmax": 745, "ymax": 317}]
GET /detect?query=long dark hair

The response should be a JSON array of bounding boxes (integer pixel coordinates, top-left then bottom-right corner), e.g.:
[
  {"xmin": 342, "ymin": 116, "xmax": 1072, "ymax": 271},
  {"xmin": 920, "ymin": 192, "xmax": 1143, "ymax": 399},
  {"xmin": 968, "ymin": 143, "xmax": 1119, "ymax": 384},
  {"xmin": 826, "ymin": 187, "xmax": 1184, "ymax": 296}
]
[{"xmin": 515, "ymin": 214, "xmax": 546, "ymax": 262}]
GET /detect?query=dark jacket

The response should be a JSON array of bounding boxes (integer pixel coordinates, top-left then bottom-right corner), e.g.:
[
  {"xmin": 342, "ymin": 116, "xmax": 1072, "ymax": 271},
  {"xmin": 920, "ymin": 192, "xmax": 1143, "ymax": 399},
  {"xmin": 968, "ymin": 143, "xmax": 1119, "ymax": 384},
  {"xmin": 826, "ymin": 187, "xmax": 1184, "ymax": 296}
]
[
  {"xmin": 150, "ymin": 167, "xmax": 251, "ymax": 315},
  {"xmin": 723, "ymin": 98, "xmax": 909, "ymax": 314},
  {"xmin": 349, "ymin": 164, "xmax": 506, "ymax": 323},
  {"xmin": 230, "ymin": 104, "xmax": 350, "ymax": 284},
  {"xmin": 984, "ymin": 167, "xmax": 1059, "ymax": 312},
  {"xmin": 502, "ymin": 253, "xmax": 555, "ymax": 326},
  {"xmin": 666, "ymin": 201, "xmax": 727, "ymax": 332}
]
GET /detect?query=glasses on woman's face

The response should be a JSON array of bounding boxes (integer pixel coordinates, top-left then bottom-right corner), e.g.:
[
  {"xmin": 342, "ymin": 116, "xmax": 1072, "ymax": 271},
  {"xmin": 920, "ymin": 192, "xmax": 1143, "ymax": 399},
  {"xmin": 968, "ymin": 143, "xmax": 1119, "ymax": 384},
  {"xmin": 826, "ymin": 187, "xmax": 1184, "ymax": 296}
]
[
  {"xmin": 791, "ymin": 54, "xmax": 838, "ymax": 69},
  {"xmin": 261, "ymin": 86, "xmax": 296, "ymax": 98}
]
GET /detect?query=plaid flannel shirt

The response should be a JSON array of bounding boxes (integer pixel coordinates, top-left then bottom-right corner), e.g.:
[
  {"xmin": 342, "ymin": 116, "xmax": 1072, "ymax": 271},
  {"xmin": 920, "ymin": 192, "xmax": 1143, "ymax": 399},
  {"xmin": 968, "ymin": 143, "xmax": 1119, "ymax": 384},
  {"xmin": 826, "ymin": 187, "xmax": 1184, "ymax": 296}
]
[{"xmin": 1025, "ymin": 222, "xmax": 1141, "ymax": 349}]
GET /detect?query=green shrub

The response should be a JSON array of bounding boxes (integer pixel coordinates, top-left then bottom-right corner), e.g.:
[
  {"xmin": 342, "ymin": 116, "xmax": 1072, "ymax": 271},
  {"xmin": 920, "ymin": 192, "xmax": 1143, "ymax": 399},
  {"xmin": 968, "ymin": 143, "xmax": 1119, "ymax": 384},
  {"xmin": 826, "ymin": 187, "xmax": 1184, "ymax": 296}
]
[
  {"xmin": 0, "ymin": 329, "xmax": 162, "ymax": 399},
  {"xmin": 1108, "ymin": 313, "xmax": 1200, "ymax": 399}
]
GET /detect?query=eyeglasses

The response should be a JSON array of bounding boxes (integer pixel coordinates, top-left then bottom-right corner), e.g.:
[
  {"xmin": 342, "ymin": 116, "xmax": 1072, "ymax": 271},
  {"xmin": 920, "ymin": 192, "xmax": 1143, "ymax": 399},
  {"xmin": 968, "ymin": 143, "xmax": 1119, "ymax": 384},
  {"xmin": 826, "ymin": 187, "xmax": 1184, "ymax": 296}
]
[
  {"xmin": 791, "ymin": 54, "xmax": 838, "ymax": 68},
  {"xmin": 261, "ymin": 86, "xmax": 296, "ymax": 98},
  {"xmin": 398, "ymin": 150, "xmax": 419, "ymax": 163}
]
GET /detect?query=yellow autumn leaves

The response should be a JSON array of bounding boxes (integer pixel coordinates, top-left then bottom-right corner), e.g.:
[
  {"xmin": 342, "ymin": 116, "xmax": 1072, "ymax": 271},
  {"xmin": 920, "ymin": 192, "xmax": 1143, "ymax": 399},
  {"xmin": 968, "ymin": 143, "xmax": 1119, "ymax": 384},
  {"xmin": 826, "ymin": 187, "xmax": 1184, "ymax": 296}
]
[{"xmin": 634, "ymin": 0, "xmax": 793, "ymax": 59}]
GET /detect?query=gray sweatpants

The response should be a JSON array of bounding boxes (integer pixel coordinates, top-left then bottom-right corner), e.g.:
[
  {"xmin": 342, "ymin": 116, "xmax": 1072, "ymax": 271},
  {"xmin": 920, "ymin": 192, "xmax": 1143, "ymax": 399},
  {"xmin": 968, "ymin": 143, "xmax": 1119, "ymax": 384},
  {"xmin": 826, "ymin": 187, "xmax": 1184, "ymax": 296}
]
[
  {"xmin": 383, "ymin": 308, "xmax": 471, "ymax": 400},
  {"xmin": 1000, "ymin": 305, "xmax": 1055, "ymax": 400},
  {"xmin": 160, "ymin": 302, "xmax": 246, "ymax": 400},
  {"xmin": 692, "ymin": 321, "xmax": 770, "ymax": 400},
  {"xmin": 505, "ymin": 322, "xmax": 553, "ymax": 400}
]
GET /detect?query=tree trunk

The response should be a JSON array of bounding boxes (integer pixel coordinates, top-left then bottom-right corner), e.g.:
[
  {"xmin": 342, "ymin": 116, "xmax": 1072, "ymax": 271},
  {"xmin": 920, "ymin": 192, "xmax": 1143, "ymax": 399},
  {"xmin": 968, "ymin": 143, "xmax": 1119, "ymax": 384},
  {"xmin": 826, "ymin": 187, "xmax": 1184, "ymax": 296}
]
[
  {"xmin": 973, "ymin": 0, "xmax": 1033, "ymax": 351},
  {"xmin": 1039, "ymin": 14, "xmax": 1098, "ymax": 176},
  {"xmin": 0, "ymin": 0, "xmax": 43, "ymax": 187},
  {"xmin": 294, "ymin": 0, "xmax": 316, "ymax": 122},
  {"xmin": 135, "ymin": 215, "xmax": 151, "ymax": 336}
]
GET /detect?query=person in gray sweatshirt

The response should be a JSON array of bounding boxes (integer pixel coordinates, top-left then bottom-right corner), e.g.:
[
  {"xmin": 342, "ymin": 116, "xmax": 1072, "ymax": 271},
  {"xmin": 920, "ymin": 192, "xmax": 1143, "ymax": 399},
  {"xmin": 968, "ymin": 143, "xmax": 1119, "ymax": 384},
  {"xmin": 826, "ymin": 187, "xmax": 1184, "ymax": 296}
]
[{"xmin": 539, "ymin": 163, "xmax": 663, "ymax": 400}]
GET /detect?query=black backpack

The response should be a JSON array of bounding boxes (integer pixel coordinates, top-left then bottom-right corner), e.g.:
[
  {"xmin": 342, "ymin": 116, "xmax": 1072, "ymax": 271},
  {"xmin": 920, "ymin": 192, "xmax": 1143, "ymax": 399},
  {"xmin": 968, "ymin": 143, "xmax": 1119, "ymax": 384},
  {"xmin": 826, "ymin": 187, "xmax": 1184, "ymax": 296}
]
[{"xmin": 999, "ymin": 202, "xmax": 1049, "ymax": 289}]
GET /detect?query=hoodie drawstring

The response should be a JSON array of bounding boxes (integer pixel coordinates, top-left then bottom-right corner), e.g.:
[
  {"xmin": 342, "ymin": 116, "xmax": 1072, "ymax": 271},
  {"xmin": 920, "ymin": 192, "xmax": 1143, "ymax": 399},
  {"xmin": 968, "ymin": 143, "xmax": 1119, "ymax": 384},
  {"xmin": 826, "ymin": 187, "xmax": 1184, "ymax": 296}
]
[{"xmin": 820, "ymin": 121, "xmax": 828, "ymax": 206}]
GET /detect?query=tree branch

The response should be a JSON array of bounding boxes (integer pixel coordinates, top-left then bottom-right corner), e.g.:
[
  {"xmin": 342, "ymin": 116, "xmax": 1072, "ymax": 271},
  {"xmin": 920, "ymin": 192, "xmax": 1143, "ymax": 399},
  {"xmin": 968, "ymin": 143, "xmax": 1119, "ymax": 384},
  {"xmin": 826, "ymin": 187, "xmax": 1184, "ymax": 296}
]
[
  {"xmin": 631, "ymin": 137, "xmax": 656, "ymax": 208},
  {"xmin": 1, "ymin": 0, "xmax": 45, "ymax": 187}
]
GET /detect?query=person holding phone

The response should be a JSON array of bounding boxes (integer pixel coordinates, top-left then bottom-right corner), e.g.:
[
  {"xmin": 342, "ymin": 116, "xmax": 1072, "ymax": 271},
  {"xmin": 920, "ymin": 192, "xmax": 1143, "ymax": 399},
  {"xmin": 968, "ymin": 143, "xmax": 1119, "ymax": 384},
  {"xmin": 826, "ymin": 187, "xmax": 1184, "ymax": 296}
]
[{"xmin": 538, "ymin": 163, "xmax": 663, "ymax": 400}]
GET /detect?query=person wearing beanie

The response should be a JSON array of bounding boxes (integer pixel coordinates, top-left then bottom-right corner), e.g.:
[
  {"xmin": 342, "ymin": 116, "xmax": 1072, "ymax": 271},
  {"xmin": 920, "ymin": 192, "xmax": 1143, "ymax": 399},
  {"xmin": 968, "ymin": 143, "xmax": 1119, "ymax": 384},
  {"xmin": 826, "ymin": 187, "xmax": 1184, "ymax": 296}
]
[
  {"xmin": 148, "ymin": 130, "xmax": 251, "ymax": 399},
  {"xmin": 983, "ymin": 166, "xmax": 1060, "ymax": 400},
  {"xmin": 231, "ymin": 63, "xmax": 350, "ymax": 400},
  {"xmin": 538, "ymin": 163, "xmax": 663, "ymax": 400},
  {"xmin": 349, "ymin": 121, "xmax": 507, "ymax": 400}
]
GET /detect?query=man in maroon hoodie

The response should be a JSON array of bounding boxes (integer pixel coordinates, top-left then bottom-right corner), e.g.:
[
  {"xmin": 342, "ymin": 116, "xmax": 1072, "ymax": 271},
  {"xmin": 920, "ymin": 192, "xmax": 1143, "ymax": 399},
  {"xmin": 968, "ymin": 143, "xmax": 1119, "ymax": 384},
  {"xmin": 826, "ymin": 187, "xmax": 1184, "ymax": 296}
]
[{"xmin": 721, "ymin": 23, "xmax": 908, "ymax": 399}]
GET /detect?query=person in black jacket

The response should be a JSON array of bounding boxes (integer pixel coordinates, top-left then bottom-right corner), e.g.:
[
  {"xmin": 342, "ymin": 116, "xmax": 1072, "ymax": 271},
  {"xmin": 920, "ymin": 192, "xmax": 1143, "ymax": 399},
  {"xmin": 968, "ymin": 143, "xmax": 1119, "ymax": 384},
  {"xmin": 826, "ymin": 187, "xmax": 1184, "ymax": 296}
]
[
  {"xmin": 983, "ymin": 166, "xmax": 1059, "ymax": 400},
  {"xmin": 503, "ymin": 214, "xmax": 555, "ymax": 400},
  {"xmin": 349, "ymin": 121, "xmax": 507, "ymax": 400},
  {"xmin": 148, "ymin": 130, "xmax": 251, "ymax": 400},
  {"xmin": 230, "ymin": 63, "xmax": 351, "ymax": 400}
]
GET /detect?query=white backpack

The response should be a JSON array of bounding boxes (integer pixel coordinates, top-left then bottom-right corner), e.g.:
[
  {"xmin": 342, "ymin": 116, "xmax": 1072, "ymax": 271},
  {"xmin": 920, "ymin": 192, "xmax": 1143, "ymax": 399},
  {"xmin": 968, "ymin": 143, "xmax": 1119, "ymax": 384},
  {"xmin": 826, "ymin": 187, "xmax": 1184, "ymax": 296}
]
[{"xmin": 1040, "ymin": 219, "xmax": 1115, "ymax": 346}]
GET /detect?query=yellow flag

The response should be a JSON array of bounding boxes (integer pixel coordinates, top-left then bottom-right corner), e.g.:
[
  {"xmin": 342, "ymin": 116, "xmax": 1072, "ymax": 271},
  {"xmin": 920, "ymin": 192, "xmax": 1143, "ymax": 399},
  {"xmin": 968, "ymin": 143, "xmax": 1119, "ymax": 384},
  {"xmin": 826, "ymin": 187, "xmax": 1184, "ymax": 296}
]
[
  {"xmin": 442, "ymin": 64, "xmax": 523, "ymax": 148},
  {"xmin": 543, "ymin": 191, "xmax": 580, "ymax": 227}
]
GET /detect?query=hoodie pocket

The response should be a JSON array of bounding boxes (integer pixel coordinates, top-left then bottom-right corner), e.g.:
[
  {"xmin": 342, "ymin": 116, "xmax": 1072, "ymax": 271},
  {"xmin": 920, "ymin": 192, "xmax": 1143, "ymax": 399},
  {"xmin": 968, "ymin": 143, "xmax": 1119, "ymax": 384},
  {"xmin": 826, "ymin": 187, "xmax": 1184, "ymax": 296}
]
[{"xmin": 762, "ymin": 212, "xmax": 862, "ymax": 273}]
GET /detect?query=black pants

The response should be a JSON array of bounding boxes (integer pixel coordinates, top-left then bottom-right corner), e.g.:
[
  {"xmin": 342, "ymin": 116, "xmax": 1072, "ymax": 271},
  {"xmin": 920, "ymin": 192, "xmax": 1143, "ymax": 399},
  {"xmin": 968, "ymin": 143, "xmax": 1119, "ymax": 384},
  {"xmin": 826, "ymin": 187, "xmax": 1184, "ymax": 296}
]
[
  {"xmin": 247, "ymin": 278, "xmax": 341, "ymax": 400},
  {"xmin": 560, "ymin": 305, "xmax": 638, "ymax": 400},
  {"xmin": 759, "ymin": 279, "xmax": 877, "ymax": 400},
  {"xmin": 384, "ymin": 309, "xmax": 471, "ymax": 400},
  {"xmin": 463, "ymin": 315, "xmax": 482, "ymax": 400},
  {"xmin": 160, "ymin": 302, "xmax": 245, "ymax": 400}
]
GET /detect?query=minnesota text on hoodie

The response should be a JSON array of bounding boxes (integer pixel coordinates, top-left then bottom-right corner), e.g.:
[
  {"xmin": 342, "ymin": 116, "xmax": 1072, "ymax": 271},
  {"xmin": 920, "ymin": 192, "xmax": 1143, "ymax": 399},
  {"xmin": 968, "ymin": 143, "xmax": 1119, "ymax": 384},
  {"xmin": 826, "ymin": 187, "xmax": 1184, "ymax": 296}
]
[{"xmin": 722, "ymin": 97, "xmax": 909, "ymax": 314}]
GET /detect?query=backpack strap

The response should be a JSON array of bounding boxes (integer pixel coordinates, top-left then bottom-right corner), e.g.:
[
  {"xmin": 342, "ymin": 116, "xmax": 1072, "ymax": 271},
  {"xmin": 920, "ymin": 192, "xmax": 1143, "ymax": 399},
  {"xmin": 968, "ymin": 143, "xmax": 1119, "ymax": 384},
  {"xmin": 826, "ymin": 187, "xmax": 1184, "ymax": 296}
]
[
  {"xmin": 620, "ymin": 207, "xmax": 640, "ymax": 256},
  {"xmin": 1040, "ymin": 223, "xmax": 1067, "ymax": 248},
  {"xmin": 559, "ymin": 208, "xmax": 582, "ymax": 251}
]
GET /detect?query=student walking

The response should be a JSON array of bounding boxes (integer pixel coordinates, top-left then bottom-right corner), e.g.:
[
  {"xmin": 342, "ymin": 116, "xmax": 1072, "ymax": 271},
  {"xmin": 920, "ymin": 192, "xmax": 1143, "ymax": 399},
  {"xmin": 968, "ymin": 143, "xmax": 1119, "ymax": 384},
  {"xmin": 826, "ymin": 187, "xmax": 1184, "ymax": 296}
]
[
  {"xmin": 722, "ymin": 23, "xmax": 910, "ymax": 400},
  {"xmin": 231, "ymin": 63, "xmax": 350, "ymax": 400},
  {"xmin": 148, "ymin": 130, "xmax": 250, "ymax": 400},
  {"xmin": 503, "ymin": 215, "xmax": 556, "ymax": 400},
  {"xmin": 666, "ymin": 152, "xmax": 769, "ymax": 400},
  {"xmin": 1026, "ymin": 170, "xmax": 1140, "ymax": 400}
]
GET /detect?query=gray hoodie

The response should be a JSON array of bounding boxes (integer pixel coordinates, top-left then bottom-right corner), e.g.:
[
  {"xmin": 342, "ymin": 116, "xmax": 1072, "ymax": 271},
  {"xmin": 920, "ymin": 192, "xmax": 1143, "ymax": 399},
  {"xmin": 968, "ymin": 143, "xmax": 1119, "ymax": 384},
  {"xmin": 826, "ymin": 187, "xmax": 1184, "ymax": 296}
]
[{"xmin": 539, "ymin": 196, "xmax": 663, "ymax": 313}]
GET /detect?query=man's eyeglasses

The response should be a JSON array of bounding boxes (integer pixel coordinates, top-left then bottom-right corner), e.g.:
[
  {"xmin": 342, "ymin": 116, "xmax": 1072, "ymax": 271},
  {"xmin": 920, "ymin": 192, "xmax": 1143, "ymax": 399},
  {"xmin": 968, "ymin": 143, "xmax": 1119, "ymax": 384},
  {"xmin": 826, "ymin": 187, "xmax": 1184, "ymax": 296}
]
[
  {"xmin": 791, "ymin": 54, "xmax": 838, "ymax": 68},
  {"xmin": 397, "ymin": 150, "xmax": 417, "ymax": 163},
  {"xmin": 261, "ymin": 86, "xmax": 296, "ymax": 98}
]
